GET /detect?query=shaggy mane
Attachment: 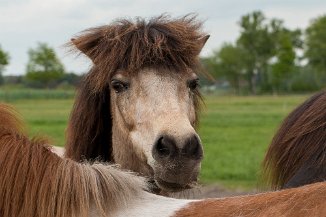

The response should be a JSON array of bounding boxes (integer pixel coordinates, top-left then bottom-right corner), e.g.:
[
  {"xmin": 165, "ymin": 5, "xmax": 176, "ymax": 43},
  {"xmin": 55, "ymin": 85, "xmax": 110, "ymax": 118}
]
[
  {"xmin": 262, "ymin": 90, "xmax": 326, "ymax": 189},
  {"xmin": 70, "ymin": 14, "xmax": 206, "ymax": 92},
  {"xmin": 0, "ymin": 104, "xmax": 146, "ymax": 217}
]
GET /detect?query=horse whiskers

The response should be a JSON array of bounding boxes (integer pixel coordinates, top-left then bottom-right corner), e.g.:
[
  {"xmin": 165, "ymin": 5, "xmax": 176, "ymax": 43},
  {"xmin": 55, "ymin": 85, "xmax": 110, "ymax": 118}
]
[{"xmin": 147, "ymin": 179, "xmax": 161, "ymax": 194}]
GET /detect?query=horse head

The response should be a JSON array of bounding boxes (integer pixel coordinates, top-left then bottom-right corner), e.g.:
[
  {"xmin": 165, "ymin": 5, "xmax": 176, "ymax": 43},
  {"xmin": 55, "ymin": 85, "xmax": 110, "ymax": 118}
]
[{"xmin": 65, "ymin": 15, "xmax": 209, "ymax": 193}]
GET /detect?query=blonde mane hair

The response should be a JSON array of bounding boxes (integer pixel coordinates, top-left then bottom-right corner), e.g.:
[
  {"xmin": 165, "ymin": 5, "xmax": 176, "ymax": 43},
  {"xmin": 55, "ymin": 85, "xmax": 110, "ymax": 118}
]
[{"xmin": 0, "ymin": 104, "xmax": 146, "ymax": 217}]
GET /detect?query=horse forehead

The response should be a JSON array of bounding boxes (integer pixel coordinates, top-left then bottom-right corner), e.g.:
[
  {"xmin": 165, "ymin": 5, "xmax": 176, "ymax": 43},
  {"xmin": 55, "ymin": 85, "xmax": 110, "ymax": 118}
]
[
  {"xmin": 133, "ymin": 68, "xmax": 186, "ymax": 92},
  {"xmin": 134, "ymin": 73, "xmax": 183, "ymax": 109},
  {"xmin": 137, "ymin": 68, "xmax": 177, "ymax": 81}
]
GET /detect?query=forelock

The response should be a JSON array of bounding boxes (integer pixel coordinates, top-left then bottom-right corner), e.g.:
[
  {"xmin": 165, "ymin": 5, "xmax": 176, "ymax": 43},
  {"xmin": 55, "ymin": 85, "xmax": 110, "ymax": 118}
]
[{"xmin": 71, "ymin": 14, "xmax": 206, "ymax": 92}]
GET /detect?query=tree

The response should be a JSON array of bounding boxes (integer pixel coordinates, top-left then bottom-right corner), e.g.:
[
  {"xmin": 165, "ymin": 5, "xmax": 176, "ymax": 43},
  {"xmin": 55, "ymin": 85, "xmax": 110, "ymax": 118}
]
[
  {"xmin": 25, "ymin": 43, "xmax": 65, "ymax": 88},
  {"xmin": 237, "ymin": 11, "xmax": 275, "ymax": 94},
  {"xmin": 236, "ymin": 11, "xmax": 302, "ymax": 94},
  {"xmin": 270, "ymin": 31, "xmax": 296, "ymax": 93},
  {"xmin": 268, "ymin": 19, "xmax": 301, "ymax": 94},
  {"xmin": 207, "ymin": 43, "xmax": 246, "ymax": 94},
  {"xmin": 305, "ymin": 15, "xmax": 326, "ymax": 86},
  {"xmin": 0, "ymin": 45, "xmax": 10, "ymax": 85}
]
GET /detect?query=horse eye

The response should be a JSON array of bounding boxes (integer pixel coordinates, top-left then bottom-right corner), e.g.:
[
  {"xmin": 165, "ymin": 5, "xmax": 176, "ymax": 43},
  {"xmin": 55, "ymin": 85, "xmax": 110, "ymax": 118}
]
[
  {"xmin": 188, "ymin": 79, "xmax": 199, "ymax": 91},
  {"xmin": 111, "ymin": 80, "xmax": 129, "ymax": 93}
]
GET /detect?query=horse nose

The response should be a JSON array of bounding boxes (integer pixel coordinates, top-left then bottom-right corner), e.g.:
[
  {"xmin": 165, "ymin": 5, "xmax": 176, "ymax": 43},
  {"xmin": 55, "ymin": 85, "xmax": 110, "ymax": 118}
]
[
  {"xmin": 182, "ymin": 135, "xmax": 203, "ymax": 160},
  {"xmin": 152, "ymin": 136, "xmax": 177, "ymax": 159},
  {"xmin": 152, "ymin": 134, "xmax": 203, "ymax": 161}
]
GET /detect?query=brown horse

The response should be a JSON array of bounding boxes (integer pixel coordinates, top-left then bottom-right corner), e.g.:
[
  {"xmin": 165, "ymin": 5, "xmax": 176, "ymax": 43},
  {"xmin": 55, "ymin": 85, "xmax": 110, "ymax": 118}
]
[
  {"xmin": 0, "ymin": 104, "xmax": 147, "ymax": 217},
  {"xmin": 64, "ymin": 15, "xmax": 209, "ymax": 193},
  {"xmin": 263, "ymin": 90, "xmax": 326, "ymax": 189},
  {"xmin": 1, "ymin": 104, "xmax": 325, "ymax": 217}
]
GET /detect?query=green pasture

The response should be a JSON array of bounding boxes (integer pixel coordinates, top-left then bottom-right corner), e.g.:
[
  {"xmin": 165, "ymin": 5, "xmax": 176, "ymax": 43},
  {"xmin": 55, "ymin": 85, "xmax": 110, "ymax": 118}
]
[
  {"xmin": 198, "ymin": 95, "xmax": 307, "ymax": 189},
  {"xmin": 1, "ymin": 89, "xmax": 309, "ymax": 189}
]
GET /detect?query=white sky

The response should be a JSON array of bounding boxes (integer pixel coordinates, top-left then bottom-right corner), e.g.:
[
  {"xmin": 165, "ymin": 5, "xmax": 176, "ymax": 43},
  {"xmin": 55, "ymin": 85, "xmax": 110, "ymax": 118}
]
[{"xmin": 0, "ymin": 0, "xmax": 325, "ymax": 75}]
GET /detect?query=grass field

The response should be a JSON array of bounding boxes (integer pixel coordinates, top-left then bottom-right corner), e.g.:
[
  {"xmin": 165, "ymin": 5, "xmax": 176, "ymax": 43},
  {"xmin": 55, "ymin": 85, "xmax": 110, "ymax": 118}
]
[
  {"xmin": 199, "ymin": 95, "xmax": 308, "ymax": 189},
  {"xmin": 1, "ymin": 90, "xmax": 310, "ymax": 189}
]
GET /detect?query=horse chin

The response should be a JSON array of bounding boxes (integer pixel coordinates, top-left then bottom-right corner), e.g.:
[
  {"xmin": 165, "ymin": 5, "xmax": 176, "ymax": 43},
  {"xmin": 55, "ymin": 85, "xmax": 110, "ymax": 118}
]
[
  {"xmin": 150, "ymin": 162, "xmax": 201, "ymax": 193},
  {"xmin": 153, "ymin": 177, "xmax": 196, "ymax": 192}
]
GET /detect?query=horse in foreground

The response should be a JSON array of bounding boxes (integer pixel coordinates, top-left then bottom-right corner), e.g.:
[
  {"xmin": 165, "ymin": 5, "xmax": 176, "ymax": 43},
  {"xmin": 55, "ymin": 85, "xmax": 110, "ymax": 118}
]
[
  {"xmin": 64, "ymin": 15, "xmax": 209, "ymax": 194},
  {"xmin": 263, "ymin": 90, "xmax": 326, "ymax": 189},
  {"xmin": 1, "ymin": 104, "xmax": 325, "ymax": 217},
  {"xmin": 0, "ymin": 104, "xmax": 146, "ymax": 217}
]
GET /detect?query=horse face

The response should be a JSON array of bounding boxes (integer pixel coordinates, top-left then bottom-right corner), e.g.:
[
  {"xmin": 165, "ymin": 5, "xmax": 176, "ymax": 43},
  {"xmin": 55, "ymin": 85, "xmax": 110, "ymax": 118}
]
[{"xmin": 110, "ymin": 68, "xmax": 203, "ymax": 192}]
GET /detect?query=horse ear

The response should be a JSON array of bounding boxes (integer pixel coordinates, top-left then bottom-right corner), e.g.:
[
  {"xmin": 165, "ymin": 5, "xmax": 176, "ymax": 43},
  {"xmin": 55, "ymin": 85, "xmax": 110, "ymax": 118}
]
[
  {"xmin": 197, "ymin": 35, "xmax": 210, "ymax": 54},
  {"xmin": 70, "ymin": 27, "xmax": 105, "ymax": 62}
]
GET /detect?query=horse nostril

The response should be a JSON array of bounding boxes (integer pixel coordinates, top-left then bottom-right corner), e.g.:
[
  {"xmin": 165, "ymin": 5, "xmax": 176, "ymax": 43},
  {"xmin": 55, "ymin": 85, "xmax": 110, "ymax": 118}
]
[
  {"xmin": 183, "ymin": 135, "xmax": 203, "ymax": 160},
  {"xmin": 152, "ymin": 136, "xmax": 177, "ymax": 159},
  {"xmin": 156, "ymin": 137, "xmax": 170, "ymax": 156}
]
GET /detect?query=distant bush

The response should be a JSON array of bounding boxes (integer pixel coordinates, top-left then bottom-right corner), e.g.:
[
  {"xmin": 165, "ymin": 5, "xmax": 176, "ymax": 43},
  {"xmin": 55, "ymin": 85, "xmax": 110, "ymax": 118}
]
[
  {"xmin": 3, "ymin": 73, "xmax": 83, "ymax": 89},
  {"xmin": 59, "ymin": 73, "xmax": 82, "ymax": 86},
  {"xmin": 0, "ymin": 88, "xmax": 75, "ymax": 102},
  {"xmin": 289, "ymin": 69, "xmax": 322, "ymax": 93}
]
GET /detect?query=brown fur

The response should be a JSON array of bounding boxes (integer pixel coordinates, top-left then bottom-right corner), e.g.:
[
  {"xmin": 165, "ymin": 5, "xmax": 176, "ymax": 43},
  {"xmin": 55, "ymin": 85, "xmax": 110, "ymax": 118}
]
[
  {"xmin": 174, "ymin": 181, "xmax": 326, "ymax": 217},
  {"xmin": 0, "ymin": 104, "xmax": 146, "ymax": 217},
  {"xmin": 262, "ymin": 90, "xmax": 326, "ymax": 189},
  {"xmin": 65, "ymin": 14, "xmax": 207, "ymax": 162}
]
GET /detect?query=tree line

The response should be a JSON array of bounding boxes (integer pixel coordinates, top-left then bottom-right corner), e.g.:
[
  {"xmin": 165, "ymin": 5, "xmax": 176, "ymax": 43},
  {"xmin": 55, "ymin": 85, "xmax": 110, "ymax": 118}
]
[
  {"xmin": 202, "ymin": 11, "xmax": 326, "ymax": 94},
  {"xmin": 0, "ymin": 43, "xmax": 81, "ymax": 89},
  {"xmin": 0, "ymin": 11, "xmax": 326, "ymax": 93}
]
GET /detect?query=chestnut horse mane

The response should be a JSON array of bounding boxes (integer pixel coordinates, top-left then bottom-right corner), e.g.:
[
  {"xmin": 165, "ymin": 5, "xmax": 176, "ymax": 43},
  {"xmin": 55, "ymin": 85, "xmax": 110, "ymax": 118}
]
[
  {"xmin": 0, "ymin": 104, "xmax": 146, "ymax": 217},
  {"xmin": 262, "ymin": 90, "xmax": 326, "ymax": 189},
  {"xmin": 65, "ymin": 14, "xmax": 206, "ymax": 162}
]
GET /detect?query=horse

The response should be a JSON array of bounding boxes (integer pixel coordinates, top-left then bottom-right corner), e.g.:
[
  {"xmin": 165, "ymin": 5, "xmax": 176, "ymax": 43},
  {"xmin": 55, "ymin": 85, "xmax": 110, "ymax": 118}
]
[
  {"xmin": 1, "ymin": 104, "xmax": 325, "ymax": 217},
  {"xmin": 262, "ymin": 90, "xmax": 326, "ymax": 189},
  {"xmin": 0, "ymin": 104, "xmax": 147, "ymax": 217},
  {"xmin": 64, "ymin": 15, "xmax": 210, "ymax": 194}
]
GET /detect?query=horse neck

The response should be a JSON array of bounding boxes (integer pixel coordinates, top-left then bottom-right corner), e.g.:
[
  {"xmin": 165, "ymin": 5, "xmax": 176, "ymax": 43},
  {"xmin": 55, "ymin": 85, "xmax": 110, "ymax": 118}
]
[
  {"xmin": 110, "ymin": 191, "xmax": 192, "ymax": 217},
  {"xmin": 108, "ymin": 182, "xmax": 326, "ymax": 217}
]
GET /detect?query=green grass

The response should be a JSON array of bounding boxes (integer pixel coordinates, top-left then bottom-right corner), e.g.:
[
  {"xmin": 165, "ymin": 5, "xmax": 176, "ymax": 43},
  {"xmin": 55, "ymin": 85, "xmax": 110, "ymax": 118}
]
[
  {"xmin": 198, "ymin": 95, "xmax": 308, "ymax": 189},
  {"xmin": 1, "ymin": 91, "xmax": 310, "ymax": 189},
  {"xmin": 10, "ymin": 99, "xmax": 73, "ymax": 147}
]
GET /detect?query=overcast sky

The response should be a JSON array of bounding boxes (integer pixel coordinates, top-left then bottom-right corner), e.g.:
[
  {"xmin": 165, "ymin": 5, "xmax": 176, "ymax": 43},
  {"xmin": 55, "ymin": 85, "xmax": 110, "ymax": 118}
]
[{"xmin": 1, "ymin": 0, "xmax": 325, "ymax": 75}]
